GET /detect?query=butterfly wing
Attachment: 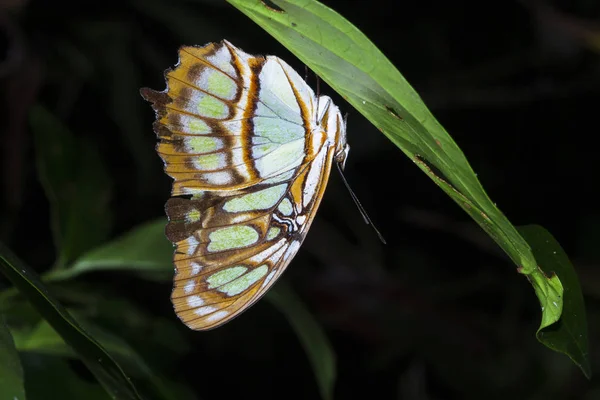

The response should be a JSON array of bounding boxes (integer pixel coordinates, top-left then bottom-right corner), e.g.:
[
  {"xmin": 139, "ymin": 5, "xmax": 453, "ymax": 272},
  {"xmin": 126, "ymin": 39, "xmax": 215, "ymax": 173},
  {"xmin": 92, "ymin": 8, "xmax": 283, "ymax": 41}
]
[
  {"xmin": 167, "ymin": 144, "xmax": 337, "ymax": 330},
  {"xmin": 142, "ymin": 40, "xmax": 346, "ymax": 330},
  {"xmin": 142, "ymin": 40, "xmax": 318, "ymax": 194}
]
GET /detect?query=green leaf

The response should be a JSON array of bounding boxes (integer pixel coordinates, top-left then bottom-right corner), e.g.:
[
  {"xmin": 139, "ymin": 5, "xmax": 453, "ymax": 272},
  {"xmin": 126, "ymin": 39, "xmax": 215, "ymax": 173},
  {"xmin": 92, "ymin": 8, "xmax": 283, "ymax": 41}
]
[
  {"xmin": 12, "ymin": 318, "xmax": 74, "ymax": 357},
  {"xmin": 30, "ymin": 105, "xmax": 112, "ymax": 269},
  {"xmin": 10, "ymin": 300, "xmax": 195, "ymax": 400},
  {"xmin": 0, "ymin": 242, "xmax": 142, "ymax": 400},
  {"xmin": 46, "ymin": 219, "xmax": 172, "ymax": 282},
  {"xmin": 518, "ymin": 225, "xmax": 591, "ymax": 378},
  {"xmin": 266, "ymin": 282, "xmax": 336, "ymax": 400},
  {"xmin": 226, "ymin": 0, "xmax": 580, "ymax": 358},
  {"xmin": 0, "ymin": 314, "xmax": 26, "ymax": 400}
]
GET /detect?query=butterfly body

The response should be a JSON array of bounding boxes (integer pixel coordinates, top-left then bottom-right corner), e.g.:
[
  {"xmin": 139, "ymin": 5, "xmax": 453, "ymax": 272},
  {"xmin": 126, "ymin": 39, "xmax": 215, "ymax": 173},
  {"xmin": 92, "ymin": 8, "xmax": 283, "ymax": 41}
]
[{"xmin": 142, "ymin": 40, "xmax": 348, "ymax": 330}]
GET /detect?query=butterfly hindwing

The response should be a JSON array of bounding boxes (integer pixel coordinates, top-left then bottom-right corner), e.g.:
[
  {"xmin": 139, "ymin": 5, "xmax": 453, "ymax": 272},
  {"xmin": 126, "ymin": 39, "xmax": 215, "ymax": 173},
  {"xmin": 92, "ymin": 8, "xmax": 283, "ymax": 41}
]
[{"xmin": 142, "ymin": 40, "xmax": 348, "ymax": 330}]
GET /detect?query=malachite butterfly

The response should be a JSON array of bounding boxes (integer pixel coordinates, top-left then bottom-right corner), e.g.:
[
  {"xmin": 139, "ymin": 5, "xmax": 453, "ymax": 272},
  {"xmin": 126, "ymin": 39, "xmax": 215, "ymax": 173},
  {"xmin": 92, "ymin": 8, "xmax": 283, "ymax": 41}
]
[{"xmin": 141, "ymin": 40, "xmax": 348, "ymax": 330}]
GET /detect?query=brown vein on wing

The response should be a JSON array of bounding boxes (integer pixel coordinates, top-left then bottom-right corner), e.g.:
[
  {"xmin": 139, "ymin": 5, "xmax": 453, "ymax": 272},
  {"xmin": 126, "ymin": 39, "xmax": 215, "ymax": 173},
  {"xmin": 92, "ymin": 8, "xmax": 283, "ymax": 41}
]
[
  {"xmin": 175, "ymin": 242, "xmax": 289, "ymax": 318},
  {"xmin": 157, "ymin": 133, "xmax": 285, "ymax": 158},
  {"xmin": 170, "ymin": 57, "xmax": 295, "ymax": 123},
  {"xmin": 172, "ymin": 243, "xmax": 286, "ymax": 301},
  {"xmin": 163, "ymin": 104, "xmax": 222, "ymax": 121},
  {"xmin": 173, "ymin": 179, "xmax": 254, "ymax": 193},
  {"xmin": 173, "ymin": 256, "xmax": 286, "ymax": 314},
  {"xmin": 240, "ymin": 56, "xmax": 265, "ymax": 181},
  {"xmin": 299, "ymin": 147, "xmax": 336, "ymax": 235},
  {"xmin": 177, "ymin": 297, "xmax": 234, "ymax": 317},
  {"xmin": 158, "ymin": 117, "xmax": 288, "ymax": 140},
  {"xmin": 161, "ymin": 139, "xmax": 301, "ymax": 167},
  {"xmin": 167, "ymin": 73, "xmax": 239, "ymax": 103},
  {"xmin": 334, "ymin": 113, "xmax": 342, "ymax": 147},
  {"xmin": 169, "ymin": 163, "xmax": 311, "ymax": 243},
  {"xmin": 172, "ymin": 222, "xmax": 283, "ymax": 265},
  {"xmin": 164, "ymin": 80, "xmax": 303, "ymax": 128},
  {"xmin": 182, "ymin": 45, "xmax": 306, "ymax": 124},
  {"xmin": 277, "ymin": 59, "xmax": 313, "ymax": 164},
  {"xmin": 164, "ymin": 147, "xmax": 304, "ymax": 177},
  {"xmin": 175, "ymin": 216, "xmax": 277, "ymax": 250},
  {"xmin": 180, "ymin": 46, "xmax": 238, "ymax": 82},
  {"xmin": 320, "ymin": 101, "xmax": 331, "ymax": 131},
  {"xmin": 179, "ymin": 223, "xmax": 287, "ymax": 262}
]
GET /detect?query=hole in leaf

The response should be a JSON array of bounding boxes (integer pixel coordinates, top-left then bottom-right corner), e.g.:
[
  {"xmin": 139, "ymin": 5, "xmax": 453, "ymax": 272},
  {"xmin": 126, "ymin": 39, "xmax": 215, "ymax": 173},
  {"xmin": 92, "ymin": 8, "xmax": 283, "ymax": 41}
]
[
  {"xmin": 261, "ymin": 0, "xmax": 285, "ymax": 12},
  {"xmin": 414, "ymin": 155, "xmax": 472, "ymax": 204},
  {"xmin": 385, "ymin": 105, "xmax": 403, "ymax": 120},
  {"xmin": 413, "ymin": 155, "xmax": 451, "ymax": 184}
]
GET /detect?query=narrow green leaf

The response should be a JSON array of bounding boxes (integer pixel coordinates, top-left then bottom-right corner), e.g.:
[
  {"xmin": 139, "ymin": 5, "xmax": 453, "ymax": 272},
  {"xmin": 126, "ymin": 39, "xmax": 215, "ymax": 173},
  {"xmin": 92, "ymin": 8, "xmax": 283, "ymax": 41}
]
[
  {"xmin": 0, "ymin": 242, "xmax": 142, "ymax": 400},
  {"xmin": 226, "ymin": 0, "xmax": 580, "ymax": 357},
  {"xmin": 267, "ymin": 282, "xmax": 336, "ymax": 400},
  {"xmin": 518, "ymin": 225, "xmax": 591, "ymax": 378},
  {"xmin": 30, "ymin": 105, "xmax": 112, "ymax": 269},
  {"xmin": 46, "ymin": 219, "xmax": 172, "ymax": 282},
  {"xmin": 0, "ymin": 314, "xmax": 26, "ymax": 400}
]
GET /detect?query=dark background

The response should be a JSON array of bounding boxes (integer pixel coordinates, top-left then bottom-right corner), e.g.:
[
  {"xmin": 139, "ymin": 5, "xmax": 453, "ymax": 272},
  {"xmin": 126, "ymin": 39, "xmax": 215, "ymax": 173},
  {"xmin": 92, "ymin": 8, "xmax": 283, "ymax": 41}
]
[{"xmin": 1, "ymin": 0, "xmax": 599, "ymax": 399}]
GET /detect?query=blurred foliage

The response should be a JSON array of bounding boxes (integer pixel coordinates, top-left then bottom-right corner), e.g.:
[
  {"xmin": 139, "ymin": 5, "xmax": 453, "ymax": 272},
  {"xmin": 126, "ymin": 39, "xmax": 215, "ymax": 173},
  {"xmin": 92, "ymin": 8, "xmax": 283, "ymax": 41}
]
[{"xmin": 0, "ymin": 0, "xmax": 599, "ymax": 399}]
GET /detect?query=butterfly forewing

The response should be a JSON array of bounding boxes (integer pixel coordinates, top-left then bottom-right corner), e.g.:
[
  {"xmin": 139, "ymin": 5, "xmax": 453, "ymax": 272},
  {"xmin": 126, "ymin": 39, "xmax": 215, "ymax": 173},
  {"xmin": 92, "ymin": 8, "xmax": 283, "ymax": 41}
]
[{"xmin": 142, "ymin": 40, "xmax": 347, "ymax": 330}]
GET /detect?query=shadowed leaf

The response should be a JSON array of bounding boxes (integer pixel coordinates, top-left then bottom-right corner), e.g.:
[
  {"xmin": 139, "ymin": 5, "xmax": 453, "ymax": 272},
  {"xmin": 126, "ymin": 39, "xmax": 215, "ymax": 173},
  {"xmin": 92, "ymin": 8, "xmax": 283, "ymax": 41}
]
[
  {"xmin": 12, "ymin": 318, "xmax": 74, "ymax": 357},
  {"xmin": 47, "ymin": 218, "xmax": 335, "ymax": 398},
  {"xmin": 267, "ymin": 282, "xmax": 336, "ymax": 400},
  {"xmin": 0, "ymin": 242, "xmax": 142, "ymax": 400},
  {"xmin": 0, "ymin": 314, "xmax": 26, "ymax": 400},
  {"xmin": 518, "ymin": 225, "xmax": 591, "ymax": 378},
  {"xmin": 30, "ymin": 105, "xmax": 112, "ymax": 269},
  {"xmin": 46, "ymin": 219, "xmax": 172, "ymax": 282}
]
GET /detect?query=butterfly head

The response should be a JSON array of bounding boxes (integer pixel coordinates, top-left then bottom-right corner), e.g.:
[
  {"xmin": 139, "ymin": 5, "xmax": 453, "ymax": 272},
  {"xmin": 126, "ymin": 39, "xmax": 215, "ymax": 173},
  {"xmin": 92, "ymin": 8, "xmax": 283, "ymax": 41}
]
[
  {"xmin": 336, "ymin": 143, "xmax": 350, "ymax": 171},
  {"xmin": 317, "ymin": 95, "xmax": 349, "ymax": 170},
  {"xmin": 334, "ymin": 107, "xmax": 349, "ymax": 171}
]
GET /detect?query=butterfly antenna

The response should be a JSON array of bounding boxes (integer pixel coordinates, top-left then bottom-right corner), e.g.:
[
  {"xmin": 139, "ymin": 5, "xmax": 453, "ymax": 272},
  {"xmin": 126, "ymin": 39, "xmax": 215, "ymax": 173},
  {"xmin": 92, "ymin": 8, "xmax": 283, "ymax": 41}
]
[{"xmin": 336, "ymin": 163, "xmax": 387, "ymax": 244}]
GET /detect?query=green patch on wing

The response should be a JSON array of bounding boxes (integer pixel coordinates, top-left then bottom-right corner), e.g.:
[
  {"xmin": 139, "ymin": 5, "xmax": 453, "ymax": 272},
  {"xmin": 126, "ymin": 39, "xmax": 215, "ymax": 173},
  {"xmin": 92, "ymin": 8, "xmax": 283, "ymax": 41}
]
[
  {"xmin": 208, "ymin": 226, "xmax": 260, "ymax": 252},
  {"xmin": 207, "ymin": 266, "xmax": 248, "ymax": 288},
  {"xmin": 224, "ymin": 184, "xmax": 287, "ymax": 212},
  {"xmin": 206, "ymin": 69, "xmax": 238, "ymax": 99},
  {"xmin": 218, "ymin": 265, "xmax": 269, "ymax": 296},
  {"xmin": 197, "ymin": 95, "xmax": 229, "ymax": 118}
]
